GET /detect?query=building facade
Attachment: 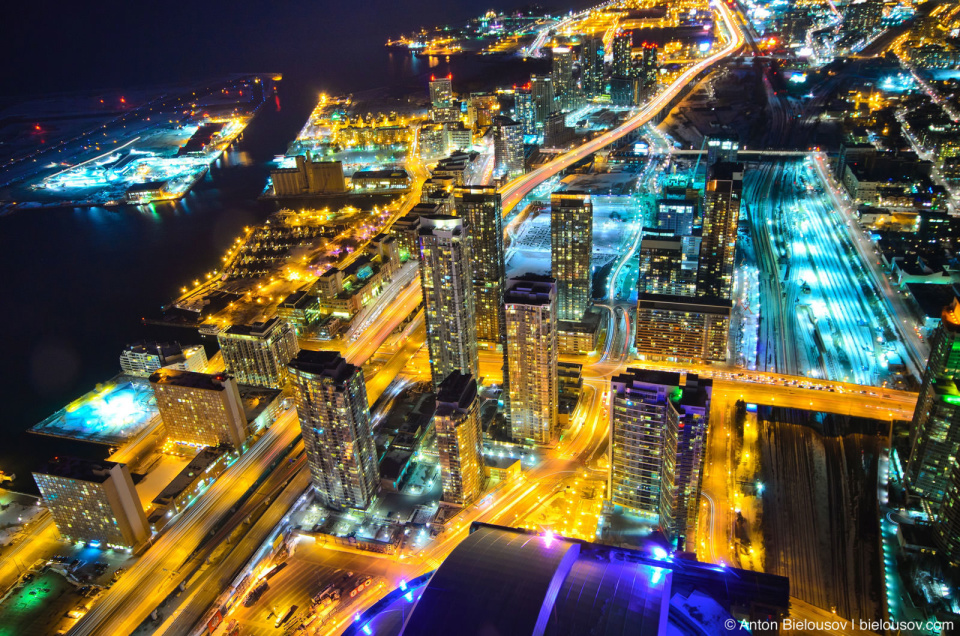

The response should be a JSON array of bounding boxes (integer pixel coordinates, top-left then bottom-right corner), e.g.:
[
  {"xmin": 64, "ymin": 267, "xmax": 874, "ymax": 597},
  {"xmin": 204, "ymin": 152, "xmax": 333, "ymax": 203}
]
[
  {"xmin": 609, "ymin": 369, "xmax": 711, "ymax": 548},
  {"xmin": 119, "ymin": 341, "xmax": 205, "ymax": 377},
  {"xmin": 217, "ymin": 318, "xmax": 300, "ymax": 389},
  {"xmin": 551, "ymin": 47, "xmax": 574, "ymax": 109},
  {"xmin": 697, "ymin": 162, "xmax": 743, "ymax": 300},
  {"xmin": 609, "ymin": 370, "xmax": 679, "ymax": 534},
  {"xmin": 934, "ymin": 462, "xmax": 960, "ymax": 567},
  {"xmin": 612, "ymin": 31, "xmax": 633, "ymax": 78},
  {"xmin": 418, "ymin": 215, "xmax": 480, "ymax": 389},
  {"xmin": 288, "ymin": 350, "xmax": 380, "ymax": 510},
  {"xmin": 493, "ymin": 116, "xmax": 524, "ymax": 178},
  {"xmin": 530, "ymin": 75, "xmax": 556, "ymax": 125},
  {"xmin": 705, "ymin": 134, "xmax": 739, "ymax": 165},
  {"xmin": 551, "ymin": 191, "xmax": 593, "ymax": 322},
  {"xmin": 429, "ymin": 75, "xmax": 454, "ymax": 108},
  {"xmin": 581, "ymin": 36, "xmax": 606, "ymax": 96},
  {"xmin": 638, "ymin": 232, "xmax": 697, "ymax": 297},
  {"xmin": 515, "ymin": 89, "xmax": 537, "ymax": 136},
  {"xmin": 907, "ymin": 302, "xmax": 960, "ymax": 507},
  {"xmin": 635, "ymin": 295, "xmax": 731, "ymax": 363},
  {"xmin": 434, "ymin": 371, "xmax": 485, "ymax": 506},
  {"xmin": 505, "ymin": 275, "xmax": 558, "ymax": 445},
  {"xmin": 270, "ymin": 153, "xmax": 347, "ymax": 196},
  {"xmin": 455, "ymin": 186, "xmax": 506, "ymax": 349},
  {"xmin": 150, "ymin": 369, "xmax": 248, "ymax": 448},
  {"xmin": 33, "ymin": 457, "xmax": 150, "ymax": 549}
]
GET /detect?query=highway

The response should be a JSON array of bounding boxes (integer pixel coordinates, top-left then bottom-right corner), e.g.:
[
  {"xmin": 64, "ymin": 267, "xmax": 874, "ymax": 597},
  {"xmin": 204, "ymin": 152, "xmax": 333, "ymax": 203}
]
[
  {"xmin": 151, "ymin": 461, "xmax": 310, "ymax": 635},
  {"xmin": 497, "ymin": 0, "xmax": 746, "ymax": 214},
  {"xmin": 68, "ymin": 410, "xmax": 302, "ymax": 635}
]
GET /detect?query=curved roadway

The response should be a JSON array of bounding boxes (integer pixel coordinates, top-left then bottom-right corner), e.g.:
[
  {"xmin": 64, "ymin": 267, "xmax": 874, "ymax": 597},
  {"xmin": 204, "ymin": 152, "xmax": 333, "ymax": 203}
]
[{"xmin": 498, "ymin": 0, "xmax": 746, "ymax": 214}]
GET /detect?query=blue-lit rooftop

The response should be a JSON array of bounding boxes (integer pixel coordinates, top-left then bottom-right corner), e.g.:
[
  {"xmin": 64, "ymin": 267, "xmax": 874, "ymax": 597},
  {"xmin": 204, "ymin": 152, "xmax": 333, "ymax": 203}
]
[{"xmin": 30, "ymin": 374, "xmax": 159, "ymax": 445}]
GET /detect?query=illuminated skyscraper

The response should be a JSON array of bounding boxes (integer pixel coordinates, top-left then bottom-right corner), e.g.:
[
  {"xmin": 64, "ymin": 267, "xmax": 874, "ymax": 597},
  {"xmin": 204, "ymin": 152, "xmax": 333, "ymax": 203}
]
[
  {"xmin": 671, "ymin": 375, "xmax": 712, "ymax": 551},
  {"xmin": 505, "ymin": 275, "xmax": 558, "ymax": 445},
  {"xmin": 907, "ymin": 301, "xmax": 960, "ymax": 508},
  {"xmin": 639, "ymin": 43, "xmax": 659, "ymax": 93},
  {"xmin": 612, "ymin": 32, "xmax": 633, "ymax": 78},
  {"xmin": 514, "ymin": 88, "xmax": 537, "ymax": 135},
  {"xmin": 655, "ymin": 187, "xmax": 699, "ymax": 235},
  {"xmin": 455, "ymin": 186, "xmax": 505, "ymax": 349},
  {"xmin": 934, "ymin": 462, "xmax": 960, "ymax": 567},
  {"xmin": 530, "ymin": 74, "xmax": 556, "ymax": 123},
  {"xmin": 288, "ymin": 350, "xmax": 379, "ymax": 511},
  {"xmin": 581, "ymin": 36, "xmax": 606, "ymax": 96},
  {"xmin": 217, "ymin": 318, "xmax": 299, "ymax": 389},
  {"xmin": 429, "ymin": 75, "xmax": 459, "ymax": 123},
  {"xmin": 435, "ymin": 371, "xmax": 485, "ymax": 506},
  {"xmin": 609, "ymin": 369, "xmax": 711, "ymax": 548},
  {"xmin": 429, "ymin": 75, "xmax": 454, "ymax": 107},
  {"xmin": 150, "ymin": 369, "xmax": 248, "ymax": 448},
  {"xmin": 493, "ymin": 116, "xmax": 524, "ymax": 178},
  {"xmin": 638, "ymin": 232, "xmax": 697, "ymax": 297},
  {"xmin": 551, "ymin": 47, "xmax": 574, "ymax": 108},
  {"xmin": 418, "ymin": 215, "xmax": 479, "ymax": 389},
  {"xmin": 697, "ymin": 162, "xmax": 743, "ymax": 300},
  {"xmin": 33, "ymin": 457, "xmax": 150, "ymax": 549},
  {"xmin": 550, "ymin": 191, "xmax": 593, "ymax": 321}
]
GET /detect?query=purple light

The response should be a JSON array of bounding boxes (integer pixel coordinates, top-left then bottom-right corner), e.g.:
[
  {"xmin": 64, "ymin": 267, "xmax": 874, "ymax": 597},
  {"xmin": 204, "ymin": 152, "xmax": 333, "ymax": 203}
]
[{"xmin": 542, "ymin": 530, "xmax": 556, "ymax": 547}]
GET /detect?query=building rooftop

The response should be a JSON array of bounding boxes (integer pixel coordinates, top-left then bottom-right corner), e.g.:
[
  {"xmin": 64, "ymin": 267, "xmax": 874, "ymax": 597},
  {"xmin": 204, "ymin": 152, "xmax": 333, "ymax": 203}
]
[
  {"xmin": 410, "ymin": 202, "xmax": 442, "ymax": 216},
  {"xmin": 152, "ymin": 446, "xmax": 228, "ymax": 506},
  {"xmin": 279, "ymin": 290, "xmax": 310, "ymax": 309},
  {"xmin": 125, "ymin": 181, "xmax": 166, "ymax": 193},
  {"xmin": 906, "ymin": 283, "xmax": 959, "ymax": 319},
  {"xmin": 418, "ymin": 214, "xmax": 463, "ymax": 237},
  {"xmin": 352, "ymin": 169, "xmax": 411, "ymax": 180},
  {"xmin": 504, "ymin": 274, "xmax": 556, "ymax": 306},
  {"xmin": 638, "ymin": 293, "xmax": 733, "ymax": 313},
  {"xmin": 149, "ymin": 368, "xmax": 234, "ymax": 391},
  {"xmin": 436, "ymin": 371, "xmax": 477, "ymax": 414},
  {"xmin": 707, "ymin": 161, "xmax": 745, "ymax": 182},
  {"xmin": 237, "ymin": 384, "xmax": 283, "ymax": 424},
  {"xmin": 222, "ymin": 317, "xmax": 282, "ymax": 338},
  {"xmin": 288, "ymin": 350, "xmax": 358, "ymax": 387},
  {"xmin": 557, "ymin": 308, "xmax": 602, "ymax": 332},
  {"xmin": 30, "ymin": 374, "xmax": 159, "ymax": 446},
  {"xmin": 612, "ymin": 369, "xmax": 713, "ymax": 408},
  {"xmin": 35, "ymin": 456, "xmax": 122, "ymax": 483},
  {"xmin": 380, "ymin": 448, "xmax": 414, "ymax": 482},
  {"xmin": 122, "ymin": 340, "xmax": 183, "ymax": 359},
  {"xmin": 484, "ymin": 455, "xmax": 522, "ymax": 471}
]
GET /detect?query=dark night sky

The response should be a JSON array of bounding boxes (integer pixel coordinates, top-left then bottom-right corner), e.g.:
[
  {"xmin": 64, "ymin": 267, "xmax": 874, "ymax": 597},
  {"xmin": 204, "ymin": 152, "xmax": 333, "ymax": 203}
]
[{"xmin": 1, "ymin": 0, "xmax": 589, "ymax": 97}]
